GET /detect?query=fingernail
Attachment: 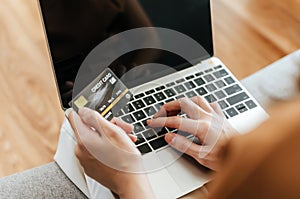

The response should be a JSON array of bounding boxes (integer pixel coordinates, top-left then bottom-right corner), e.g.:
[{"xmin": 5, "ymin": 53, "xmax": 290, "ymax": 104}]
[
  {"xmin": 132, "ymin": 135, "xmax": 138, "ymax": 142},
  {"xmin": 146, "ymin": 119, "xmax": 151, "ymax": 126},
  {"xmin": 78, "ymin": 107, "xmax": 89, "ymax": 116},
  {"xmin": 165, "ymin": 132, "xmax": 176, "ymax": 143}
]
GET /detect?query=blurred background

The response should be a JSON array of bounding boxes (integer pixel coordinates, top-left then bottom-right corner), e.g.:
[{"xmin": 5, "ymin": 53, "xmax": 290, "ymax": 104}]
[{"xmin": 0, "ymin": 0, "xmax": 299, "ymax": 177}]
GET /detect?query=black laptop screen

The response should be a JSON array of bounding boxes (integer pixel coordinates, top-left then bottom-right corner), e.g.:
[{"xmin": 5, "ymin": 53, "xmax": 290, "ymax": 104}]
[{"xmin": 39, "ymin": 0, "xmax": 213, "ymax": 108}]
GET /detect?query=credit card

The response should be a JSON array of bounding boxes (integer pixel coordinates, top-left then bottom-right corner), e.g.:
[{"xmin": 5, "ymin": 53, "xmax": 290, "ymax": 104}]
[{"xmin": 70, "ymin": 68, "xmax": 132, "ymax": 121}]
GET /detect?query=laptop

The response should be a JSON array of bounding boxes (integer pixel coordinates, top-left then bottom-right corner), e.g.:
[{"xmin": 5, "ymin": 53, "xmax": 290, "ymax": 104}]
[{"xmin": 38, "ymin": 0, "xmax": 268, "ymax": 198}]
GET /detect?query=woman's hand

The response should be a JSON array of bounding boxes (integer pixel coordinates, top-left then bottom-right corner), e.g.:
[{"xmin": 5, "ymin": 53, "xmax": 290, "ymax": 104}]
[
  {"xmin": 148, "ymin": 96, "xmax": 238, "ymax": 170},
  {"xmin": 68, "ymin": 108, "xmax": 155, "ymax": 199}
]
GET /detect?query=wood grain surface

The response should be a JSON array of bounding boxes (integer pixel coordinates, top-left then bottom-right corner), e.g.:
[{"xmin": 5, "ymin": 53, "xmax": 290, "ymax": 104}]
[{"xmin": 0, "ymin": 0, "xmax": 299, "ymax": 178}]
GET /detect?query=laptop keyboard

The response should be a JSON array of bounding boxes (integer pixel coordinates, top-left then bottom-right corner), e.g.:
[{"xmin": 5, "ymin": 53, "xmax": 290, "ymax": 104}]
[{"xmin": 115, "ymin": 65, "xmax": 257, "ymax": 155}]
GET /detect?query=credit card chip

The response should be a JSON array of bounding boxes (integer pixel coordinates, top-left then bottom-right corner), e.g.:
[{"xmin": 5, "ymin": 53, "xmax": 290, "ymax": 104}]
[{"xmin": 74, "ymin": 96, "xmax": 88, "ymax": 108}]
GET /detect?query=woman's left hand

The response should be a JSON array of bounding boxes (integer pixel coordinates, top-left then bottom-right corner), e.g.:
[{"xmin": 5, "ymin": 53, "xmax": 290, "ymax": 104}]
[{"xmin": 68, "ymin": 108, "xmax": 155, "ymax": 199}]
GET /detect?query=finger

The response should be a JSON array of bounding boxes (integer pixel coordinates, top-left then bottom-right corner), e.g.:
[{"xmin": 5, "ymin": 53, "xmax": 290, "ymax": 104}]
[
  {"xmin": 68, "ymin": 110, "xmax": 100, "ymax": 145},
  {"xmin": 148, "ymin": 117, "xmax": 208, "ymax": 140},
  {"xmin": 153, "ymin": 100, "xmax": 181, "ymax": 118},
  {"xmin": 112, "ymin": 117, "xmax": 134, "ymax": 133},
  {"xmin": 110, "ymin": 118, "xmax": 117, "ymax": 125},
  {"xmin": 111, "ymin": 117, "xmax": 136, "ymax": 142},
  {"xmin": 210, "ymin": 102, "xmax": 223, "ymax": 116},
  {"xmin": 178, "ymin": 98, "xmax": 207, "ymax": 119},
  {"xmin": 68, "ymin": 111, "xmax": 83, "ymax": 143},
  {"xmin": 165, "ymin": 132, "xmax": 200, "ymax": 158},
  {"xmin": 128, "ymin": 134, "xmax": 138, "ymax": 143},
  {"xmin": 190, "ymin": 96, "xmax": 213, "ymax": 112},
  {"xmin": 78, "ymin": 107, "xmax": 112, "ymax": 136},
  {"xmin": 165, "ymin": 133, "xmax": 216, "ymax": 169}
]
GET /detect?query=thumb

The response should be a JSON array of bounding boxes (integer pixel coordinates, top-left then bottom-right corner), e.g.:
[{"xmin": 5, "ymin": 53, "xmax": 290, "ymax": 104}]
[
  {"xmin": 68, "ymin": 110, "xmax": 102, "ymax": 145},
  {"xmin": 165, "ymin": 132, "xmax": 199, "ymax": 158}
]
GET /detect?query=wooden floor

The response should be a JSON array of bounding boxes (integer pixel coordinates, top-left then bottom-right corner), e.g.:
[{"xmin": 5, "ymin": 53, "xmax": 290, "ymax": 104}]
[{"xmin": 0, "ymin": 0, "xmax": 300, "ymax": 178}]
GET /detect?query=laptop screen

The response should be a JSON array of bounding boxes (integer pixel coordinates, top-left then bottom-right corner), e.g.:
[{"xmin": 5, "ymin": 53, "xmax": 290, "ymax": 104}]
[{"xmin": 39, "ymin": 0, "xmax": 213, "ymax": 108}]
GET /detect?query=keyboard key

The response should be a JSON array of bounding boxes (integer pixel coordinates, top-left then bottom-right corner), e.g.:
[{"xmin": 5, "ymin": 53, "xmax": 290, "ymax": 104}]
[
  {"xmin": 196, "ymin": 87, "xmax": 208, "ymax": 96},
  {"xmin": 135, "ymin": 133, "xmax": 146, "ymax": 145},
  {"xmin": 137, "ymin": 143, "xmax": 152, "ymax": 154},
  {"xmin": 245, "ymin": 100, "xmax": 257, "ymax": 109},
  {"xmin": 122, "ymin": 115, "xmax": 135, "ymax": 123},
  {"xmin": 236, "ymin": 103, "xmax": 245, "ymax": 110},
  {"xmin": 194, "ymin": 77, "xmax": 205, "ymax": 86},
  {"xmin": 224, "ymin": 77, "xmax": 235, "ymax": 85},
  {"xmin": 143, "ymin": 96, "xmax": 156, "ymax": 105},
  {"xmin": 225, "ymin": 84, "xmax": 242, "ymax": 95},
  {"xmin": 155, "ymin": 86, "xmax": 165, "ymax": 91},
  {"xmin": 224, "ymin": 112, "xmax": 229, "ymax": 119},
  {"xmin": 205, "ymin": 94, "xmax": 217, "ymax": 103},
  {"xmin": 133, "ymin": 122, "xmax": 145, "ymax": 133},
  {"xmin": 175, "ymin": 78, "xmax": 185, "ymax": 84},
  {"xmin": 134, "ymin": 93, "xmax": 145, "ymax": 99},
  {"xmin": 144, "ymin": 106, "xmax": 156, "ymax": 116},
  {"xmin": 205, "ymin": 83, "xmax": 217, "ymax": 92},
  {"xmin": 164, "ymin": 88, "xmax": 176, "ymax": 97},
  {"xmin": 176, "ymin": 95, "xmax": 185, "ymax": 99},
  {"xmin": 153, "ymin": 92, "xmax": 166, "ymax": 101},
  {"xmin": 185, "ymin": 75, "xmax": 195, "ymax": 80},
  {"xmin": 123, "ymin": 104, "xmax": 134, "ymax": 113},
  {"xmin": 218, "ymin": 100, "xmax": 229, "ymax": 109},
  {"xmin": 145, "ymin": 89, "xmax": 155, "ymax": 95},
  {"xmin": 195, "ymin": 72, "xmax": 204, "ymax": 76},
  {"xmin": 226, "ymin": 92, "xmax": 249, "ymax": 105},
  {"xmin": 236, "ymin": 104, "xmax": 248, "ymax": 113},
  {"xmin": 185, "ymin": 91, "xmax": 197, "ymax": 98},
  {"xmin": 166, "ymin": 127, "xmax": 177, "ymax": 132},
  {"xmin": 174, "ymin": 85, "xmax": 186, "ymax": 94},
  {"xmin": 142, "ymin": 129, "xmax": 157, "ymax": 140},
  {"xmin": 132, "ymin": 100, "xmax": 145, "ymax": 110},
  {"xmin": 165, "ymin": 98, "xmax": 175, "ymax": 103},
  {"xmin": 176, "ymin": 130, "xmax": 191, "ymax": 137},
  {"xmin": 166, "ymin": 82, "xmax": 175, "ymax": 87},
  {"xmin": 154, "ymin": 127, "xmax": 168, "ymax": 136},
  {"xmin": 184, "ymin": 81, "xmax": 196, "ymax": 89},
  {"xmin": 205, "ymin": 68, "xmax": 213, "ymax": 73},
  {"xmin": 215, "ymin": 80, "xmax": 226, "ymax": 88},
  {"xmin": 213, "ymin": 69, "xmax": 228, "ymax": 78},
  {"xmin": 226, "ymin": 108, "xmax": 238, "ymax": 117},
  {"xmin": 150, "ymin": 137, "xmax": 168, "ymax": 150},
  {"xmin": 133, "ymin": 110, "xmax": 146, "ymax": 121},
  {"xmin": 215, "ymin": 90, "xmax": 226, "ymax": 99},
  {"xmin": 154, "ymin": 102, "xmax": 164, "ymax": 110},
  {"xmin": 204, "ymin": 74, "xmax": 215, "ymax": 82},
  {"xmin": 214, "ymin": 65, "xmax": 222, "ymax": 70}
]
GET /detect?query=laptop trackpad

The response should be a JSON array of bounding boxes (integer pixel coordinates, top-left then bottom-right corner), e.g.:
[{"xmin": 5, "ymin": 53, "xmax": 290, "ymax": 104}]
[{"xmin": 157, "ymin": 148, "xmax": 212, "ymax": 196}]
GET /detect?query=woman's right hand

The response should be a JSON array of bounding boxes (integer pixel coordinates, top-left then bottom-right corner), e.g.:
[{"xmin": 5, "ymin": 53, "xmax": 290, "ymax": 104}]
[{"xmin": 148, "ymin": 96, "xmax": 239, "ymax": 171}]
